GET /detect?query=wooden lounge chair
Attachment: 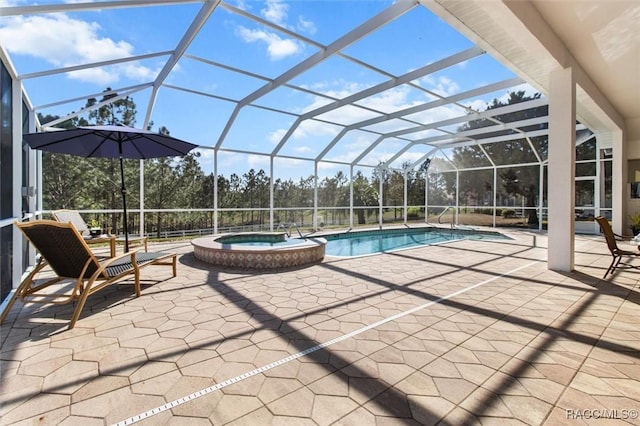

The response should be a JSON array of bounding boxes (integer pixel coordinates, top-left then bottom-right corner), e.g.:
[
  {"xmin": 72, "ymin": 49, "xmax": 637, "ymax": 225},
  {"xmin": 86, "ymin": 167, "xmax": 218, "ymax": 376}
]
[
  {"xmin": 595, "ymin": 216, "xmax": 640, "ymax": 278},
  {"xmin": 52, "ymin": 209, "xmax": 148, "ymax": 256},
  {"xmin": 0, "ymin": 220, "xmax": 177, "ymax": 330}
]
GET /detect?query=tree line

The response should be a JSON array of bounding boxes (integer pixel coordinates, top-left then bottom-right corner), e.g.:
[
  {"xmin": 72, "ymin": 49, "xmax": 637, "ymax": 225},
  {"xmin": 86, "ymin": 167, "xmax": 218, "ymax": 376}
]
[{"xmin": 39, "ymin": 88, "xmax": 570, "ymax": 235}]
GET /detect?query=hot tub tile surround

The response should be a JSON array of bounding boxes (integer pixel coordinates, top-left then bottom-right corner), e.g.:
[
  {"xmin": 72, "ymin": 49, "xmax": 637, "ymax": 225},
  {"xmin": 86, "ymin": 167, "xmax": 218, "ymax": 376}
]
[{"xmin": 192, "ymin": 232, "xmax": 326, "ymax": 269}]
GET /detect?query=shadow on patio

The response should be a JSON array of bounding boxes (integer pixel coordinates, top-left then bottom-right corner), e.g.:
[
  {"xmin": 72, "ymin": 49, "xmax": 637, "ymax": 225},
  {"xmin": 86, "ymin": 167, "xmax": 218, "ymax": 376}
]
[{"xmin": 1, "ymin": 231, "xmax": 639, "ymax": 424}]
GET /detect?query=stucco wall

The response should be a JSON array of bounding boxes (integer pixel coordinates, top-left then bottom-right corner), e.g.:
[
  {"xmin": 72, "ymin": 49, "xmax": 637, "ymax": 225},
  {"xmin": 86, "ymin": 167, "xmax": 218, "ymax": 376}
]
[
  {"xmin": 625, "ymin": 118, "xmax": 640, "ymax": 159},
  {"xmin": 625, "ymin": 117, "xmax": 640, "ymax": 233}
]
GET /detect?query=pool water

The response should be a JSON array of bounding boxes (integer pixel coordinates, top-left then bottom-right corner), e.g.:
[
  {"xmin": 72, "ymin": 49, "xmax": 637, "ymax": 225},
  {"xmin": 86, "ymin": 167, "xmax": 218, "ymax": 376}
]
[
  {"xmin": 225, "ymin": 239, "xmax": 307, "ymax": 247},
  {"xmin": 323, "ymin": 228, "xmax": 509, "ymax": 257}
]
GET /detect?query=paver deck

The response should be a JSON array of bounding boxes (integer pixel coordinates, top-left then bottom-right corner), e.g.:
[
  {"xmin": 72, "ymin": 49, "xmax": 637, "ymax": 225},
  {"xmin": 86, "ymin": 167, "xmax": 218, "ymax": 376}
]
[{"xmin": 1, "ymin": 228, "xmax": 638, "ymax": 425}]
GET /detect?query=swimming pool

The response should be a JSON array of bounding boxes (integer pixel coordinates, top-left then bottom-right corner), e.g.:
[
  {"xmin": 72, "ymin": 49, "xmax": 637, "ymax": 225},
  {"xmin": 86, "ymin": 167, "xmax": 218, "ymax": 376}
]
[{"xmin": 322, "ymin": 227, "xmax": 509, "ymax": 257}]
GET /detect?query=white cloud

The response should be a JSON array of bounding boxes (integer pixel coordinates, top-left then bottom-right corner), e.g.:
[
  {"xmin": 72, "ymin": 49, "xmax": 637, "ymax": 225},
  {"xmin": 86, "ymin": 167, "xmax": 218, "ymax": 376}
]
[
  {"xmin": 297, "ymin": 16, "xmax": 317, "ymax": 35},
  {"xmin": 419, "ymin": 75, "xmax": 460, "ymax": 97},
  {"xmin": 317, "ymin": 161, "xmax": 345, "ymax": 173},
  {"xmin": 195, "ymin": 148, "xmax": 215, "ymax": 170},
  {"xmin": 236, "ymin": 26, "xmax": 302, "ymax": 60},
  {"xmin": 0, "ymin": 14, "xmax": 156, "ymax": 85},
  {"xmin": 261, "ymin": 0, "xmax": 289, "ymax": 25},
  {"xmin": 268, "ymin": 128, "xmax": 287, "ymax": 144},
  {"xmin": 270, "ymin": 81, "xmax": 435, "ymax": 152},
  {"xmin": 217, "ymin": 151, "xmax": 242, "ymax": 169},
  {"xmin": 256, "ymin": 75, "xmax": 475, "ymax": 165},
  {"xmin": 303, "ymin": 79, "xmax": 367, "ymax": 100},
  {"xmin": 233, "ymin": 1, "xmax": 316, "ymax": 60},
  {"xmin": 232, "ymin": 0, "xmax": 250, "ymax": 11},
  {"xmin": 322, "ymin": 133, "xmax": 379, "ymax": 164},
  {"xmin": 248, "ymin": 154, "xmax": 270, "ymax": 169},
  {"xmin": 357, "ymin": 87, "xmax": 413, "ymax": 113},
  {"xmin": 457, "ymin": 59, "xmax": 469, "ymax": 69},
  {"xmin": 294, "ymin": 120, "xmax": 340, "ymax": 139},
  {"xmin": 405, "ymin": 103, "xmax": 467, "ymax": 125},
  {"xmin": 217, "ymin": 151, "xmax": 273, "ymax": 175},
  {"xmin": 305, "ymin": 85, "xmax": 419, "ymax": 127}
]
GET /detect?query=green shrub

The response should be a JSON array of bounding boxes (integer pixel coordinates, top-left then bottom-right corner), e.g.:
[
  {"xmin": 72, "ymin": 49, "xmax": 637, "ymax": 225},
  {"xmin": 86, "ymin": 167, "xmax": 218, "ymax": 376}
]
[
  {"xmin": 502, "ymin": 209, "xmax": 516, "ymax": 218},
  {"xmin": 407, "ymin": 207, "xmax": 421, "ymax": 219}
]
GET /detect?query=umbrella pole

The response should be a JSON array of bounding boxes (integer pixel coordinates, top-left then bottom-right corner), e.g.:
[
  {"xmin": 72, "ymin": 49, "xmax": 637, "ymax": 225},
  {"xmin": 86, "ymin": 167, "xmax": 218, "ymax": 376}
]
[{"xmin": 119, "ymin": 151, "xmax": 130, "ymax": 253}]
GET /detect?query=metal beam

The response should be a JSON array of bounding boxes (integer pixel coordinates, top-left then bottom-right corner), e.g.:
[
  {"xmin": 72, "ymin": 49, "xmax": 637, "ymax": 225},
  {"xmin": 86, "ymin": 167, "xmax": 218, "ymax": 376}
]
[
  {"xmin": 143, "ymin": 0, "xmax": 221, "ymax": 128},
  {"xmin": 215, "ymin": 0, "xmax": 419, "ymax": 149},
  {"xmin": 1, "ymin": 0, "xmax": 204, "ymax": 16}
]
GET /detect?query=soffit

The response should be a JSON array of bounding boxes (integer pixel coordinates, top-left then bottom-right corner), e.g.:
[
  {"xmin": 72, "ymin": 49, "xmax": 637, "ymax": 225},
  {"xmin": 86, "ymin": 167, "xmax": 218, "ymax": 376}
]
[
  {"xmin": 532, "ymin": 0, "xmax": 640, "ymax": 121},
  {"xmin": 425, "ymin": 0, "xmax": 638, "ymax": 140}
]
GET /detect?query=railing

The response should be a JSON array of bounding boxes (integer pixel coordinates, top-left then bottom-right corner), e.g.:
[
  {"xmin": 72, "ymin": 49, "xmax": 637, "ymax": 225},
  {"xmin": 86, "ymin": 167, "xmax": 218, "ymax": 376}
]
[
  {"xmin": 437, "ymin": 206, "xmax": 454, "ymax": 228},
  {"xmin": 154, "ymin": 224, "xmax": 271, "ymax": 239},
  {"xmin": 277, "ymin": 223, "xmax": 303, "ymax": 238}
]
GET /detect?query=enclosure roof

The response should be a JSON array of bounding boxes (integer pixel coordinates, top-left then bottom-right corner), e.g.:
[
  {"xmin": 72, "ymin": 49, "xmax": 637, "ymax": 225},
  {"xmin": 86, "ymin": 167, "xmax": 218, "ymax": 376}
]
[{"xmin": 1, "ymin": 0, "xmax": 636, "ymax": 173}]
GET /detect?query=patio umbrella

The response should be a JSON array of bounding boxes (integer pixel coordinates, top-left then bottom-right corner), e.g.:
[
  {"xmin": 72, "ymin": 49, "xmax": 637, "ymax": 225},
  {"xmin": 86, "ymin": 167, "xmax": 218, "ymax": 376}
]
[{"xmin": 23, "ymin": 124, "xmax": 198, "ymax": 252}]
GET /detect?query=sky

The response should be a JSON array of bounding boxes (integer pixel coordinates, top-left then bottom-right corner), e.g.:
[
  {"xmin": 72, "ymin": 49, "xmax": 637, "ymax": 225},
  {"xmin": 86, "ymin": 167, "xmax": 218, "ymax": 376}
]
[{"xmin": 1, "ymin": 0, "xmax": 536, "ymax": 180}]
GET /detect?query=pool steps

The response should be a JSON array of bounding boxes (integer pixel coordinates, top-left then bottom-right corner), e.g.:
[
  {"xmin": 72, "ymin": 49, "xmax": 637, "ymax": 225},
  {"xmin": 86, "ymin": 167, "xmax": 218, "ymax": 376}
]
[
  {"xmin": 437, "ymin": 206, "xmax": 455, "ymax": 228},
  {"xmin": 277, "ymin": 222, "xmax": 303, "ymax": 238}
]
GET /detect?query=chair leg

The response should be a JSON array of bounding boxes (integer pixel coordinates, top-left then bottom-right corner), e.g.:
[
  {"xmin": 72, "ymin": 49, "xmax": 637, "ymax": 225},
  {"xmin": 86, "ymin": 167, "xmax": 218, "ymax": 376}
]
[
  {"xmin": 0, "ymin": 289, "xmax": 21, "ymax": 325},
  {"xmin": 133, "ymin": 267, "xmax": 141, "ymax": 297},
  {"xmin": 603, "ymin": 258, "xmax": 615, "ymax": 278},
  {"xmin": 129, "ymin": 252, "xmax": 142, "ymax": 297},
  {"xmin": 0, "ymin": 257, "xmax": 48, "ymax": 325},
  {"xmin": 604, "ymin": 255, "xmax": 624, "ymax": 278},
  {"xmin": 68, "ymin": 278, "xmax": 94, "ymax": 330}
]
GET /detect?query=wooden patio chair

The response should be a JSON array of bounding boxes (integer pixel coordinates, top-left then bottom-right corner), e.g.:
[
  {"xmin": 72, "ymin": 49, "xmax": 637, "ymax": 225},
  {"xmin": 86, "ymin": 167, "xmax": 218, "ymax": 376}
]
[
  {"xmin": 595, "ymin": 216, "xmax": 640, "ymax": 278},
  {"xmin": 52, "ymin": 209, "xmax": 148, "ymax": 256},
  {"xmin": 1, "ymin": 220, "xmax": 177, "ymax": 330}
]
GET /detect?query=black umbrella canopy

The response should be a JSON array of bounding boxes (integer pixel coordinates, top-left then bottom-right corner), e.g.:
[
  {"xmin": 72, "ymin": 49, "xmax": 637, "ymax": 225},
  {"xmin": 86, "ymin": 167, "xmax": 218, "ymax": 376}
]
[
  {"xmin": 24, "ymin": 124, "xmax": 198, "ymax": 159},
  {"xmin": 24, "ymin": 124, "xmax": 198, "ymax": 251}
]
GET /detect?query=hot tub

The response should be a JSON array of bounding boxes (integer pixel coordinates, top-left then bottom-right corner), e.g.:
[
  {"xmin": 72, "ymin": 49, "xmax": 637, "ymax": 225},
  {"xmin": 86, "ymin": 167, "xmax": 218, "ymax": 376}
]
[{"xmin": 191, "ymin": 232, "xmax": 326, "ymax": 269}]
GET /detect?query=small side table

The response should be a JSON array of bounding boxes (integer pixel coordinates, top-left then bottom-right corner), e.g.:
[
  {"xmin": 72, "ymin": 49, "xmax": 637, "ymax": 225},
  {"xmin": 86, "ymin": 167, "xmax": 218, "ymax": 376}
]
[
  {"xmin": 115, "ymin": 236, "xmax": 148, "ymax": 253},
  {"xmin": 85, "ymin": 235, "xmax": 117, "ymax": 257}
]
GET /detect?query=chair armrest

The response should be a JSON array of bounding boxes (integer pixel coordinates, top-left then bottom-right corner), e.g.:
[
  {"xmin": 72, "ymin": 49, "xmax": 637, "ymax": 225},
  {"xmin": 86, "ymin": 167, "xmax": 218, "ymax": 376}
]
[{"xmin": 613, "ymin": 232, "xmax": 634, "ymax": 241}]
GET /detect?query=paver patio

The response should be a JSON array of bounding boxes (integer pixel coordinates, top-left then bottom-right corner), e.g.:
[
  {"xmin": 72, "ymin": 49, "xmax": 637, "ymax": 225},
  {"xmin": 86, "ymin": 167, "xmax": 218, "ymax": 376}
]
[{"xmin": 1, "ymin": 228, "xmax": 638, "ymax": 425}]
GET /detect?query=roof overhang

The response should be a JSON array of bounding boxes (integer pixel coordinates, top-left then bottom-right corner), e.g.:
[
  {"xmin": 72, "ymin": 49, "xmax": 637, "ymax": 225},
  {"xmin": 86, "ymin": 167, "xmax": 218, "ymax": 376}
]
[{"xmin": 423, "ymin": 0, "xmax": 639, "ymax": 143}]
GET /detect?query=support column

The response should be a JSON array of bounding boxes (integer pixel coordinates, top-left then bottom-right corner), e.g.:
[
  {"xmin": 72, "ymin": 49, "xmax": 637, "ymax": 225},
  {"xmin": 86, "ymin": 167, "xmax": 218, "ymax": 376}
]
[
  {"xmin": 548, "ymin": 67, "xmax": 576, "ymax": 271},
  {"xmin": 611, "ymin": 130, "xmax": 626, "ymax": 235},
  {"xmin": 424, "ymin": 171, "xmax": 429, "ymax": 224},
  {"xmin": 269, "ymin": 156, "xmax": 274, "ymax": 232},
  {"xmin": 378, "ymin": 167, "xmax": 383, "ymax": 229},
  {"xmin": 313, "ymin": 162, "xmax": 318, "ymax": 231},
  {"xmin": 455, "ymin": 170, "xmax": 459, "ymax": 226},
  {"xmin": 349, "ymin": 165, "xmax": 354, "ymax": 228},
  {"xmin": 213, "ymin": 150, "xmax": 218, "ymax": 234},
  {"xmin": 403, "ymin": 169, "xmax": 408, "ymax": 225},
  {"xmin": 12, "ymin": 75, "xmax": 23, "ymax": 290},
  {"xmin": 493, "ymin": 167, "xmax": 497, "ymax": 228}
]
